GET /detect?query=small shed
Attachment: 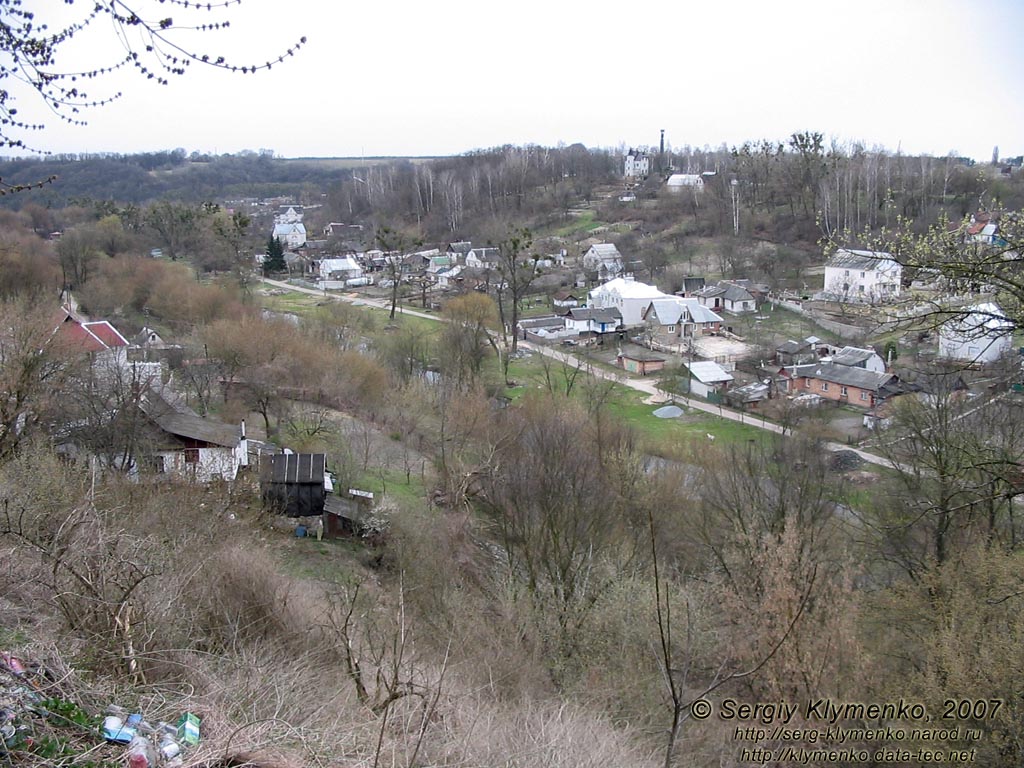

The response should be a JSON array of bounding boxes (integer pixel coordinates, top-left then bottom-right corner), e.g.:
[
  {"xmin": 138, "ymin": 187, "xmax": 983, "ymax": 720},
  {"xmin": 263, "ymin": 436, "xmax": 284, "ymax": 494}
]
[
  {"xmin": 618, "ymin": 351, "xmax": 667, "ymax": 376},
  {"xmin": 324, "ymin": 490, "xmax": 375, "ymax": 538},
  {"xmin": 686, "ymin": 361, "xmax": 734, "ymax": 398},
  {"xmin": 261, "ymin": 453, "xmax": 328, "ymax": 517},
  {"xmin": 725, "ymin": 380, "xmax": 770, "ymax": 408}
]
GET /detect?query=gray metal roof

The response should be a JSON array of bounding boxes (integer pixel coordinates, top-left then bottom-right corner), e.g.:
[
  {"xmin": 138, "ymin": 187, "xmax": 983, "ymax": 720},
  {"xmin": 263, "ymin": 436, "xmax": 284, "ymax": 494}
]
[
  {"xmin": 720, "ymin": 283, "xmax": 754, "ymax": 302},
  {"xmin": 687, "ymin": 360, "xmax": 734, "ymax": 383},
  {"xmin": 142, "ymin": 391, "xmax": 241, "ymax": 448},
  {"xmin": 727, "ymin": 381, "xmax": 770, "ymax": 402},
  {"xmin": 261, "ymin": 453, "xmax": 326, "ymax": 484},
  {"xmin": 587, "ymin": 243, "xmax": 622, "ymax": 258},
  {"xmin": 645, "ymin": 298, "xmax": 722, "ymax": 325},
  {"xmin": 826, "ymin": 249, "xmax": 896, "ymax": 271},
  {"xmin": 519, "ymin": 316, "xmax": 565, "ymax": 330},
  {"xmin": 777, "ymin": 339, "xmax": 810, "ymax": 354},
  {"xmin": 831, "ymin": 346, "xmax": 877, "ymax": 367},
  {"xmin": 791, "ymin": 362, "xmax": 893, "ymax": 391},
  {"xmin": 568, "ymin": 307, "xmax": 622, "ymax": 323}
]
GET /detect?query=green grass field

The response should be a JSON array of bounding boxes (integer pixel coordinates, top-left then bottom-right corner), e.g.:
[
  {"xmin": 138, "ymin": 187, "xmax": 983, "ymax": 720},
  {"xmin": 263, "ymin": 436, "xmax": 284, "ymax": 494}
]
[
  {"xmin": 504, "ymin": 352, "xmax": 772, "ymax": 452},
  {"xmin": 547, "ymin": 210, "xmax": 607, "ymax": 238}
]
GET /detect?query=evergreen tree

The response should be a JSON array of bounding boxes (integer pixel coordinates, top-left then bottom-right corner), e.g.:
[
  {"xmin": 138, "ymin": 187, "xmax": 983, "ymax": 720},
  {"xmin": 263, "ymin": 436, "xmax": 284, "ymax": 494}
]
[{"xmin": 264, "ymin": 237, "xmax": 286, "ymax": 274}]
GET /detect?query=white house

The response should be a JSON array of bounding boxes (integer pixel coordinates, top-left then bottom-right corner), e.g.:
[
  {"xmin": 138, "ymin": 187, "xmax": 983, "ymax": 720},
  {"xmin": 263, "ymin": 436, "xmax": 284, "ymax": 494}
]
[
  {"xmin": 276, "ymin": 205, "xmax": 303, "ymax": 225},
  {"xmin": 446, "ymin": 241, "xmax": 473, "ymax": 261},
  {"xmin": 966, "ymin": 213, "xmax": 999, "ymax": 245},
  {"xmin": 426, "ymin": 255, "xmax": 454, "ymax": 274},
  {"xmin": 552, "ymin": 290, "xmax": 582, "ymax": 309},
  {"xmin": 272, "ymin": 221, "xmax": 307, "ymax": 249},
  {"xmin": 938, "ymin": 303, "xmax": 1014, "ymax": 365},
  {"xmin": 55, "ymin": 307, "xmax": 132, "ymax": 378},
  {"xmin": 686, "ymin": 361, "xmax": 734, "ymax": 398},
  {"xmin": 694, "ymin": 281, "xmax": 756, "ymax": 314},
  {"xmin": 589, "ymin": 276, "xmax": 673, "ymax": 327},
  {"xmin": 141, "ymin": 391, "xmax": 248, "ymax": 482},
  {"xmin": 822, "ymin": 249, "xmax": 902, "ymax": 303},
  {"xmin": 465, "ymin": 247, "xmax": 499, "ymax": 270},
  {"xmin": 624, "ymin": 149, "xmax": 649, "ymax": 179},
  {"xmin": 316, "ymin": 257, "xmax": 363, "ymax": 281},
  {"xmin": 828, "ymin": 346, "xmax": 886, "ymax": 372},
  {"xmin": 666, "ymin": 174, "xmax": 704, "ymax": 192},
  {"xmin": 435, "ymin": 265, "xmax": 463, "ymax": 290},
  {"xmin": 564, "ymin": 307, "xmax": 623, "ymax": 336},
  {"xmin": 582, "ymin": 243, "xmax": 624, "ymax": 279}
]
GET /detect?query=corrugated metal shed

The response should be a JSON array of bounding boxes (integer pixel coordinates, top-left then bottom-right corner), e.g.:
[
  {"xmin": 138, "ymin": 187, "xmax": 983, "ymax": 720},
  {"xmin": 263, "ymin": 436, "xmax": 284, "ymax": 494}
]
[
  {"xmin": 261, "ymin": 453, "xmax": 327, "ymax": 517},
  {"xmin": 261, "ymin": 453, "xmax": 325, "ymax": 484}
]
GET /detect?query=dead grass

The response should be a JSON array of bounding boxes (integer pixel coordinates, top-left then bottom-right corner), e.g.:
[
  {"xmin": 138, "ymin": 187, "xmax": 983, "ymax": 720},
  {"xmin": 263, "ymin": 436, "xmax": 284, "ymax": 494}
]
[{"xmin": 0, "ymin": 443, "xmax": 660, "ymax": 768}]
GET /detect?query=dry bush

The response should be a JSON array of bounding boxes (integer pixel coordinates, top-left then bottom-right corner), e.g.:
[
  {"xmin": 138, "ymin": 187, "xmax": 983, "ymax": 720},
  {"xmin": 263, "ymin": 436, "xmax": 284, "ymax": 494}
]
[
  {"xmin": 868, "ymin": 544, "xmax": 1024, "ymax": 763},
  {"xmin": 193, "ymin": 545, "xmax": 326, "ymax": 654},
  {"xmin": 411, "ymin": 693, "xmax": 659, "ymax": 768},
  {"xmin": 0, "ymin": 229, "xmax": 60, "ymax": 298}
]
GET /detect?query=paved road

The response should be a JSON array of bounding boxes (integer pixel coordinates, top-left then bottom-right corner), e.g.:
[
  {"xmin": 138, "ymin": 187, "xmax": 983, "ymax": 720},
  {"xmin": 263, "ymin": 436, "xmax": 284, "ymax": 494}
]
[{"xmin": 261, "ymin": 278, "xmax": 895, "ymax": 468}]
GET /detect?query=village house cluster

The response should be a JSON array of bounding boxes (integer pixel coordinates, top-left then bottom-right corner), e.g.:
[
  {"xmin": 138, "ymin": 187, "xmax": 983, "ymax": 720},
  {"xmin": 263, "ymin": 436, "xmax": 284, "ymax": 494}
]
[{"xmin": 249, "ymin": 195, "xmax": 1019, "ymax": 435}]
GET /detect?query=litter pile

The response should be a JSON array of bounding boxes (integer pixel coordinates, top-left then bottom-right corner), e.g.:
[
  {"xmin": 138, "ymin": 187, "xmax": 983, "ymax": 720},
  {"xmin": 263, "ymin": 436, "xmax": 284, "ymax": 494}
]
[
  {"xmin": 103, "ymin": 708, "xmax": 201, "ymax": 767},
  {"xmin": 1, "ymin": 650, "xmax": 200, "ymax": 767}
]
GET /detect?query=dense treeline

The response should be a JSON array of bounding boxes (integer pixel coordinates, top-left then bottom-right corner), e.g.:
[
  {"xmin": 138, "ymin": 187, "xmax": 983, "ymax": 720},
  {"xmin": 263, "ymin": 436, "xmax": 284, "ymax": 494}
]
[
  {"xmin": 0, "ymin": 152, "xmax": 356, "ymax": 207},
  {"xmin": 5, "ymin": 137, "xmax": 1022, "ymax": 250},
  {"xmin": 325, "ymin": 136, "xmax": 1023, "ymax": 244}
]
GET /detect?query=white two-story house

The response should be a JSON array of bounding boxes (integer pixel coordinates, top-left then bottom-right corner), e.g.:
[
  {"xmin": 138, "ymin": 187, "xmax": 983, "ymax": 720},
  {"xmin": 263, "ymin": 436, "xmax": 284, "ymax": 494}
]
[{"xmin": 823, "ymin": 249, "xmax": 902, "ymax": 303}]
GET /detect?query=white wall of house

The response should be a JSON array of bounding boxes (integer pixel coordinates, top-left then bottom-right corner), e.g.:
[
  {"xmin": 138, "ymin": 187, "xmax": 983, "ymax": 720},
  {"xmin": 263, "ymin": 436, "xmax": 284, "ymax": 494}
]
[
  {"xmin": 157, "ymin": 444, "xmax": 244, "ymax": 482},
  {"xmin": 317, "ymin": 257, "xmax": 362, "ymax": 280},
  {"xmin": 582, "ymin": 245, "xmax": 623, "ymax": 276},
  {"xmin": 666, "ymin": 174, "xmax": 704, "ymax": 191},
  {"xmin": 273, "ymin": 222, "xmax": 307, "ymax": 249},
  {"xmin": 823, "ymin": 260, "xmax": 902, "ymax": 302},
  {"xmin": 689, "ymin": 379, "xmax": 714, "ymax": 398},
  {"xmin": 938, "ymin": 333, "xmax": 1012, "ymax": 363},
  {"xmin": 860, "ymin": 353, "xmax": 886, "ymax": 372},
  {"xmin": 589, "ymin": 277, "xmax": 670, "ymax": 327},
  {"xmin": 624, "ymin": 153, "xmax": 649, "ymax": 178},
  {"xmin": 725, "ymin": 297, "xmax": 754, "ymax": 313}
]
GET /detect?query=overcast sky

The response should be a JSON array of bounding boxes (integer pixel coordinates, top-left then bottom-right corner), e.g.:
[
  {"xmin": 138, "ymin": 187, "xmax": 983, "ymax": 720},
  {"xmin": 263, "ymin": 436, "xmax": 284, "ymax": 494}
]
[{"xmin": 18, "ymin": 0, "xmax": 1024, "ymax": 162}]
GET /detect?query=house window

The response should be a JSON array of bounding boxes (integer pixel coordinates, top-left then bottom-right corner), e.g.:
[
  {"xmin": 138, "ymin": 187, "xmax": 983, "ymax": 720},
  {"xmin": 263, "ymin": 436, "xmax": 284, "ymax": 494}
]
[
  {"xmin": 821, "ymin": 381, "xmax": 829, "ymax": 392},
  {"xmin": 860, "ymin": 271, "xmax": 866, "ymax": 278},
  {"xmin": 666, "ymin": 325, "xmax": 675, "ymax": 333},
  {"xmin": 844, "ymin": 270, "xmax": 850, "ymax": 277},
  {"xmin": 841, "ymin": 386, "xmax": 848, "ymax": 396},
  {"xmin": 804, "ymin": 379, "xmax": 811, "ymax": 389},
  {"xmin": 860, "ymin": 391, "xmax": 868, "ymax": 401},
  {"xmin": 184, "ymin": 448, "xmax": 200, "ymax": 464}
]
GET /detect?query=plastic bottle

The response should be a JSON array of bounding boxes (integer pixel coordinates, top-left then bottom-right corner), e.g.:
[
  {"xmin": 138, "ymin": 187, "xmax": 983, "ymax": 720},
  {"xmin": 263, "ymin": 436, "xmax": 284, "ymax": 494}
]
[
  {"xmin": 159, "ymin": 734, "xmax": 181, "ymax": 760},
  {"xmin": 126, "ymin": 735, "xmax": 158, "ymax": 768}
]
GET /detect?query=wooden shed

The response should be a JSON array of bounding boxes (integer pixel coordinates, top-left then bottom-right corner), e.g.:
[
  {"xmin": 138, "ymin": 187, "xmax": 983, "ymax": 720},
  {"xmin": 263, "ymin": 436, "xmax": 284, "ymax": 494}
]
[{"xmin": 260, "ymin": 453, "xmax": 328, "ymax": 517}]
